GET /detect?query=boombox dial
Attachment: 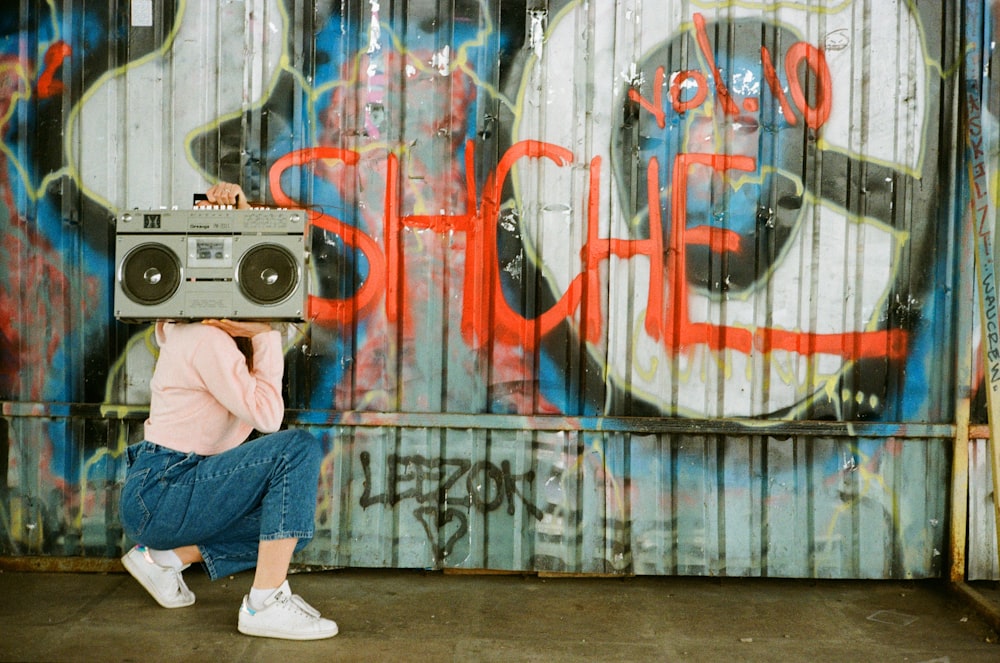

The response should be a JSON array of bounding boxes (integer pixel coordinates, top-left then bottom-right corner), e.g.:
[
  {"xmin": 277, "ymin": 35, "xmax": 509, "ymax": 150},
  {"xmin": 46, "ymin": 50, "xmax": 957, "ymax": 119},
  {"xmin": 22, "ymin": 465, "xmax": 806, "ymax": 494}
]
[{"xmin": 114, "ymin": 208, "xmax": 308, "ymax": 322}]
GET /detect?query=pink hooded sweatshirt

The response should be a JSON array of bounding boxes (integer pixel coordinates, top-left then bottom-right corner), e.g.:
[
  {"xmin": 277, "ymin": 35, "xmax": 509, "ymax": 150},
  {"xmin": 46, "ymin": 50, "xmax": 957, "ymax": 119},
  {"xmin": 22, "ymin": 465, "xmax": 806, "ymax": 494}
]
[{"xmin": 144, "ymin": 321, "xmax": 285, "ymax": 455}]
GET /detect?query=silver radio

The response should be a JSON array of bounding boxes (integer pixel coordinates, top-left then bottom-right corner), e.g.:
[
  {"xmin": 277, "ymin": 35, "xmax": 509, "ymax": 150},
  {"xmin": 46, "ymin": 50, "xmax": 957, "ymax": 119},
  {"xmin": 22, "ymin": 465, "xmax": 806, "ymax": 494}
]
[{"xmin": 114, "ymin": 207, "xmax": 308, "ymax": 321}]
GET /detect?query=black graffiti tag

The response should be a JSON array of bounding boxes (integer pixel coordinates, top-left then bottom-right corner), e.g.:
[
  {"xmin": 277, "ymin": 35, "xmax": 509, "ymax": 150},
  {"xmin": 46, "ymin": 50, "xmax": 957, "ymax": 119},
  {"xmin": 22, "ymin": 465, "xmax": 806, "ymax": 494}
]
[{"xmin": 360, "ymin": 451, "xmax": 545, "ymax": 560}]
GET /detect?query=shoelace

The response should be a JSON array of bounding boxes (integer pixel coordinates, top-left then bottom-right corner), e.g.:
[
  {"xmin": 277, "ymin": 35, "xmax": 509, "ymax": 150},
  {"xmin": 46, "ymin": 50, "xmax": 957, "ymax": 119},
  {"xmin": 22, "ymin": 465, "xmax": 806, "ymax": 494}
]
[
  {"xmin": 171, "ymin": 571, "xmax": 193, "ymax": 598},
  {"xmin": 139, "ymin": 546, "xmax": 191, "ymax": 597},
  {"xmin": 272, "ymin": 590, "xmax": 321, "ymax": 619}
]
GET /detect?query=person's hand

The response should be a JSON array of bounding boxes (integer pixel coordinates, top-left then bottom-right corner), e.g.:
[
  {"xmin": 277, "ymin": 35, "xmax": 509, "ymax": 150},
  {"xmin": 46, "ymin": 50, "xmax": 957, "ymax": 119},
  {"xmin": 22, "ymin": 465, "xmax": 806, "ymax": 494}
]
[
  {"xmin": 202, "ymin": 319, "xmax": 273, "ymax": 337},
  {"xmin": 198, "ymin": 182, "xmax": 251, "ymax": 209}
]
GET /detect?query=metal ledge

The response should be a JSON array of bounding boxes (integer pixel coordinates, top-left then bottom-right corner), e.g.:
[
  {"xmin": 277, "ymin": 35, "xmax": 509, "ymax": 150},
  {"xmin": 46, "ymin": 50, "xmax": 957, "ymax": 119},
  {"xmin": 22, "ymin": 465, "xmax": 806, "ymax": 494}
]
[{"xmin": 2, "ymin": 400, "xmax": 961, "ymax": 438}]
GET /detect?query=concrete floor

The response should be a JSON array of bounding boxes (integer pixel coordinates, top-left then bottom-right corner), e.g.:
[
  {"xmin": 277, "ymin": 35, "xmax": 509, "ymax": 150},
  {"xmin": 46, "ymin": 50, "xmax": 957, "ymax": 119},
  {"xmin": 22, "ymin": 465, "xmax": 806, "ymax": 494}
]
[{"xmin": 1, "ymin": 566, "xmax": 999, "ymax": 662}]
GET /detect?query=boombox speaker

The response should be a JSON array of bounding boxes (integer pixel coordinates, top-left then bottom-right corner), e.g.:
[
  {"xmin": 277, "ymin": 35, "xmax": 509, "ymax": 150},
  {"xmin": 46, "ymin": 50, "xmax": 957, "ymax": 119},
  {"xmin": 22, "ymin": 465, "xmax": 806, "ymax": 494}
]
[{"xmin": 114, "ymin": 208, "xmax": 308, "ymax": 321}]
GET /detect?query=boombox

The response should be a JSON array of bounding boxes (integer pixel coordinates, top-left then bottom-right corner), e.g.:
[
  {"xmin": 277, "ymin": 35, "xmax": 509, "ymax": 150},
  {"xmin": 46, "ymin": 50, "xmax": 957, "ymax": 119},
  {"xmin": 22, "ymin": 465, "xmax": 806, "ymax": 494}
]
[{"xmin": 114, "ymin": 207, "xmax": 308, "ymax": 321}]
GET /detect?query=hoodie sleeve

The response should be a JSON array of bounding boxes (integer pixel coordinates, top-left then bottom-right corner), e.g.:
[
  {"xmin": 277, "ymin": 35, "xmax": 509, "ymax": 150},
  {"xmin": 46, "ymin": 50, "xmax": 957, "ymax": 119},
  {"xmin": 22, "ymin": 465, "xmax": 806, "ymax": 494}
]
[{"xmin": 192, "ymin": 327, "xmax": 285, "ymax": 433}]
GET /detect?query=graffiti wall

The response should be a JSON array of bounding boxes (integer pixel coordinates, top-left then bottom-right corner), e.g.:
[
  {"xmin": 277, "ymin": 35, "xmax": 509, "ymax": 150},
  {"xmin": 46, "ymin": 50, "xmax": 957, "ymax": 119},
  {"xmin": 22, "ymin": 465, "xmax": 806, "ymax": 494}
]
[{"xmin": 0, "ymin": 0, "xmax": 988, "ymax": 578}]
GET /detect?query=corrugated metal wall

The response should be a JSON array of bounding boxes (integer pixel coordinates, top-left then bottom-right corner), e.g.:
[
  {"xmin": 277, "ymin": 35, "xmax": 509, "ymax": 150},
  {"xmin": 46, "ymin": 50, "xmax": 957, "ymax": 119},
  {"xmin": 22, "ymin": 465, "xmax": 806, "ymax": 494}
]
[{"xmin": 2, "ymin": 0, "xmax": 994, "ymax": 580}]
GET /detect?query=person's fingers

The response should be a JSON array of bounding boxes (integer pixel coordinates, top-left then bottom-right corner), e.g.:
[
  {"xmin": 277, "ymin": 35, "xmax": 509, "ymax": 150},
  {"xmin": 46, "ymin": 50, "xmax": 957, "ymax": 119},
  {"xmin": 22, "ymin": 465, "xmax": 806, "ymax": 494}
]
[
  {"xmin": 204, "ymin": 182, "xmax": 245, "ymax": 206},
  {"xmin": 201, "ymin": 318, "xmax": 271, "ymax": 337}
]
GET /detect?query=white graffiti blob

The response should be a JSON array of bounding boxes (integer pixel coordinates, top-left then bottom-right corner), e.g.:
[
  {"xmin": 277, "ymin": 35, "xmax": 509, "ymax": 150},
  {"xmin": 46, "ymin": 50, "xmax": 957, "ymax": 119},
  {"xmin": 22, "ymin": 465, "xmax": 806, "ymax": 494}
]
[
  {"xmin": 513, "ymin": 0, "xmax": 921, "ymax": 418},
  {"xmin": 64, "ymin": 0, "xmax": 286, "ymax": 211}
]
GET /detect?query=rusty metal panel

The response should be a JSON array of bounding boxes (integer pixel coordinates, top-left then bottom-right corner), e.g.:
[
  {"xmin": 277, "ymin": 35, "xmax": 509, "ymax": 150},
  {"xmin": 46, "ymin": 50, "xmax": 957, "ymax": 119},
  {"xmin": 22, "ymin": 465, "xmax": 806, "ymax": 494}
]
[{"xmin": 0, "ymin": 0, "xmax": 976, "ymax": 580}]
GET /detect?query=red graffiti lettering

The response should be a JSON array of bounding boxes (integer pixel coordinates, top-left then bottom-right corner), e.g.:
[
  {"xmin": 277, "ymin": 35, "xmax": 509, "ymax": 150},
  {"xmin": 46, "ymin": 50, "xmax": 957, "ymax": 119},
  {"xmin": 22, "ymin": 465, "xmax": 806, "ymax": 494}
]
[
  {"xmin": 269, "ymin": 139, "xmax": 907, "ymax": 362},
  {"xmin": 629, "ymin": 66, "xmax": 667, "ymax": 128},
  {"xmin": 37, "ymin": 41, "xmax": 71, "ymax": 98},
  {"xmin": 640, "ymin": 153, "xmax": 754, "ymax": 350},
  {"xmin": 785, "ymin": 42, "xmax": 832, "ymax": 129},
  {"xmin": 670, "ymin": 69, "xmax": 709, "ymax": 114},
  {"xmin": 630, "ymin": 66, "xmax": 711, "ymax": 121},
  {"xmin": 761, "ymin": 45, "xmax": 797, "ymax": 125},
  {"xmin": 630, "ymin": 13, "xmax": 833, "ymax": 130},
  {"xmin": 691, "ymin": 13, "xmax": 740, "ymax": 116},
  {"xmin": 462, "ymin": 141, "xmax": 583, "ymax": 349},
  {"xmin": 269, "ymin": 147, "xmax": 385, "ymax": 324}
]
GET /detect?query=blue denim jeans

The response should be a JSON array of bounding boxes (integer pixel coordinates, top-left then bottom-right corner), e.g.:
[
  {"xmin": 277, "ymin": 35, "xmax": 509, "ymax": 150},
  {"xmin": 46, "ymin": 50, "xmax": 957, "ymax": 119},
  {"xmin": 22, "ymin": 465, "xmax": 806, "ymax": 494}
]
[{"xmin": 119, "ymin": 430, "xmax": 322, "ymax": 580}]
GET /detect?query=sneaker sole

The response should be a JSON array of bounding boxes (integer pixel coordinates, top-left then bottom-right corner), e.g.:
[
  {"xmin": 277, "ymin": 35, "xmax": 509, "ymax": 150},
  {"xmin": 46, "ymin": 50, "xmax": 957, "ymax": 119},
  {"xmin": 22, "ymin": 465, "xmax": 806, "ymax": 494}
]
[
  {"xmin": 238, "ymin": 620, "xmax": 339, "ymax": 640},
  {"xmin": 122, "ymin": 552, "xmax": 195, "ymax": 609}
]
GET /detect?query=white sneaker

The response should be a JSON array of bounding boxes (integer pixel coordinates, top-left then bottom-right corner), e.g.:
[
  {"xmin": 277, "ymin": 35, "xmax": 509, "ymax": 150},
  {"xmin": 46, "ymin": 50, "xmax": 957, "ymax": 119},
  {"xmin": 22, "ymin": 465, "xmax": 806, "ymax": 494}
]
[
  {"xmin": 121, "ymin": 545, "xmax": 195, "ymax": 608},
  {"xmin": 237, "ymin": 581, "xmax": 338, "ymax": 640}
]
